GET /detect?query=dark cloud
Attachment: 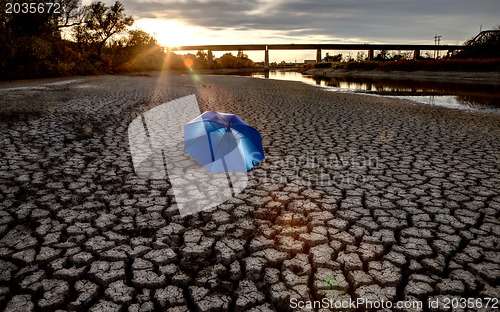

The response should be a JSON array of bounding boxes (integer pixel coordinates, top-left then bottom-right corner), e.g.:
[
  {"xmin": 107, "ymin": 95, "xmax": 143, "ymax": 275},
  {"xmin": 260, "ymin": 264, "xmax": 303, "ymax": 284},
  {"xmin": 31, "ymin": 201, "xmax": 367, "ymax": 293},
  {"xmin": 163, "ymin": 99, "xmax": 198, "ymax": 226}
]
[{"xmin": 120, "ymin": 0, "xmax": 500, "ymax": 42}]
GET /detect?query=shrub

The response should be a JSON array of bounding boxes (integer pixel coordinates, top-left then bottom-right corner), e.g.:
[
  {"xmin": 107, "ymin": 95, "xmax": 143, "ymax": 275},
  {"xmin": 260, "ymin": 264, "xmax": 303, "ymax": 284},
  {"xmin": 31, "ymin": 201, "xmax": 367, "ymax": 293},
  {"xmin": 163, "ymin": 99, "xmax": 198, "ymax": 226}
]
[
  {"xmin": 313, "ymin": 62, "xmax": 333, "ymax": 68},
  {"xmin": 329, "ymin": 59, "xmax": 500, "ymax": 72}
]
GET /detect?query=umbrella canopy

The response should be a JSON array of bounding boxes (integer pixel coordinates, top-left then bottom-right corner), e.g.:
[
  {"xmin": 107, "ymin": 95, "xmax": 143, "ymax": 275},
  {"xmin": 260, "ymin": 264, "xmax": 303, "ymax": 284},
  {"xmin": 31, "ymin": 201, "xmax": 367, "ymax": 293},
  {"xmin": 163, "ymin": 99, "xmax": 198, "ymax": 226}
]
[{"xmin": 184, "ymin": 111, "xmax": 265, "ymax": 172}]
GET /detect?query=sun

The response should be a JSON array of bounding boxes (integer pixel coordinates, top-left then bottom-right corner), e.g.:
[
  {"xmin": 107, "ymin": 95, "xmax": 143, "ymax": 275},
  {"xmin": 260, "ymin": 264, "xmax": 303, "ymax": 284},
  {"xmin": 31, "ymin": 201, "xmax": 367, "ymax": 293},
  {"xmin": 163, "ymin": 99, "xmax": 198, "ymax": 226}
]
[{"xmin": 132, "ymin": 19, "xmax": 206, "ymax": 48}]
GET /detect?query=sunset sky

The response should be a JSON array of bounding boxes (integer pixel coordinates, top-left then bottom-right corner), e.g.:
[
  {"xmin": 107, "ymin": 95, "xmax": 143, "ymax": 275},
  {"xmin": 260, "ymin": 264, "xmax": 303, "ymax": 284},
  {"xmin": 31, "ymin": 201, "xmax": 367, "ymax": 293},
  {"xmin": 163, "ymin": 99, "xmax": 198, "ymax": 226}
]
[{"xmin": 83, "ymin": 0, "xmax": 500, "ymax": 62}]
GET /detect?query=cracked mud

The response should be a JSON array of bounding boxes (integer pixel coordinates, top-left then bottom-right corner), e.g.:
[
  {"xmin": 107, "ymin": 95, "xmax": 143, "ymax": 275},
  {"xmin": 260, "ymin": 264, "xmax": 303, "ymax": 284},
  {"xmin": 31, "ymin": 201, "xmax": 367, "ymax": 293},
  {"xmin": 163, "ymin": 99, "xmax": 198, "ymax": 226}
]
[{"xmin": 0, "ymin": 74, "xmax": 499, "ymax": 311}]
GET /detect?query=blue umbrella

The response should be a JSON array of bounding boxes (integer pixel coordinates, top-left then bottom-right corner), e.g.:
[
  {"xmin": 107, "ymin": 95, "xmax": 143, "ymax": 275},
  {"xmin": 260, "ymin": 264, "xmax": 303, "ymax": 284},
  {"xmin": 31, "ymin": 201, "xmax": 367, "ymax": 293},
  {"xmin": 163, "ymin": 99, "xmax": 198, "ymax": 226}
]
[{"xmin": 184, "ymin": 111, "xmax": 265, "ymax": 172}]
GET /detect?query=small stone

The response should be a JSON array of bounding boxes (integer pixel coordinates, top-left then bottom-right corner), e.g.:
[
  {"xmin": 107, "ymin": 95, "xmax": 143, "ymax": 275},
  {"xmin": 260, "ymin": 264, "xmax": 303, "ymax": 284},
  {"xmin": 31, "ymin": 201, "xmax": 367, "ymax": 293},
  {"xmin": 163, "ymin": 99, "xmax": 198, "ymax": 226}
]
[
  {"xmin": 249, "ymin": 236, "xmax": 275, "ymax": 253},
  {"xmin": 355, "ymin": 284, "xmax": 396, "ymax": 305},
  {"xmin": 155, "ymin": 285, "xmax": 185, "ymax": 308},
  {"xmin": 70, "ymin": 280, "xmax": 100, "ymax": 309},
  {"xmin": 89, "ymin": 300, "xmax": 122, "ymax": 312},
  {"xmin": 71, "ymin": 252, "xmax": 94, "ymax": 266},
  {"xmin": 36, "ymin": 247, "xmax": 63, "ymax": 263},
  {"xmin": 105, "ymin": 280, "xmax": 134, "ymax": 304},
  {"xmin": 400, "ymin": 237, "xmax": 433, "ymax": 259},
  {"xmin": 20, "ymin": 270, "xmax": 46, "ymax": 293},
  {"xmin": 132, "ymin": 259, "xmax": 166, "ymax": 288},
  {"xmin": 235, "ymin": 280, "xmax": 265, "ymax": 311},
  {"xmin": 89, "ymin": 261, "xmax": 125, "ymax": 286},
  {"xmin": 53, "ymin": 266, "xmax": 86, "ymax": 281},
  {"xmin": 0, "ymin": 260, "xmax": 17, "ymax": 282},
  {"xmin": 95, "ymin": 213, "xmax": 118, "ymax": 231},
  {"xmin": 229, "ymin": 261, "xmax": 242, "ymax": 281},
  {"xmin": 368, "ymin": 261, "xmax": 401, "ymax": 287},
  {"xmin": 314, "ymin": 268, "xmax": 348, "ymax": 292},
  {"xmin": 435, "ymin": 279, "xmax": 465, "ymax": 295},
  {"xmin": 337, "ymin": 252, "xmax": 363, "ymax": 271},
  {"xmin": 215, "ymin": 238, "xmax": 245, "ymax": 265},
  {"xmin": 144, "ymin": 248, "xmax": 177, "ymax": 266},
  {"xmin": 244, "ymin": 257, "xmax": 267, "ymax": 281},
  {"xmin": 38, "ymin": 279, "xmax": 69, "ymax": 309},
  {"xmin": 189, "ymin": 286, "xmax": 230, "ymax": 312},
  {"xmin": 12, "ymin": 249, "xmax": 36, "ymax": 265},
  {"xmin": 310, "ymin": 244, "xmax": 339, "ymax": 270},
  {"xmin": 5, "ymin": 294, "xmax": 34, "ymax": 312},
  {"xmin": 84, "ymin": 236, "xmax": 115, "ymax": 253},
  {"xmin": 276, "ymin": 235, "xmax": 304, "ymax": 254},
  {"xmin": 348, "ymin": 270, "xmax": 374, "ymax": 288},
  {"xmin": 405, "ymin": 280, "xmax": 434, "ymax": 296},
  {"xmin": 252, "ymin": 248, "xmax": 290, "ymax": 266},
  {"xmin": 299, "ymin": 232, "xmax": 328, "ymax": 247}
]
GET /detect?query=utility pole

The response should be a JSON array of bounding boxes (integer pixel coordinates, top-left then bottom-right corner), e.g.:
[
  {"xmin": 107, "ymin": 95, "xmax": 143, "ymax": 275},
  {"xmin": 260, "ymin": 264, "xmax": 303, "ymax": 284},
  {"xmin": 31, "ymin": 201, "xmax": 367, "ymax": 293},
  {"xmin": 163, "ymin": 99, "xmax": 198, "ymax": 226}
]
[{"xmin": 434, "ymin": 34, "xmax": 442, "ymax": 58}]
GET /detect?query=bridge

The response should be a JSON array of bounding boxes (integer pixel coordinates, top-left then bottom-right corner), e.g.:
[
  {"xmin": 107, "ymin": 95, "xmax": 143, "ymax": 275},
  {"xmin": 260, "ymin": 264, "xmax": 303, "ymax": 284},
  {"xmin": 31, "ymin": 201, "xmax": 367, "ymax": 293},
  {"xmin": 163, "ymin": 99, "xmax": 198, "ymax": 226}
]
[{"xmin": 169, "ymin": 43, "xmax": 465, "ymax": 69}]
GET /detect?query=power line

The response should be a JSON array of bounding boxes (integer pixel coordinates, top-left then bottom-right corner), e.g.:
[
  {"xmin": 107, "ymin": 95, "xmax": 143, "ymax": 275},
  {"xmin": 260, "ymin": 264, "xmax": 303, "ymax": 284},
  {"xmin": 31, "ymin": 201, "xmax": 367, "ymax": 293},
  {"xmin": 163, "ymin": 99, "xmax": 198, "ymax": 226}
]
[{"xmin": 434, "ymin": 34, "xmax": 442, "ymax": 58}]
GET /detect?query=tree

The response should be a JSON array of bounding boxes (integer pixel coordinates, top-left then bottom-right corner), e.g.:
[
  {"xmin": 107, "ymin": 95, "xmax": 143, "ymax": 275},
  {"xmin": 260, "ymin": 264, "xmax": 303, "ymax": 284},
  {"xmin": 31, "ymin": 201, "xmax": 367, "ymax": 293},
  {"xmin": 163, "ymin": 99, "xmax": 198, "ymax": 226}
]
[
  {"xmin": 324, "ymin": 53, "xmax": 342, "ymax": 62},
  {"xmin": 217, "ymin": 52, "xmax": 254, "ymax": 68},
  {"xmin": 0, "ymin": 0, "xmax": 166, "ymax": 78},
  {"xmin": 356, "ymin": 51, "xmax": 366, "ymax": 62},
  {"xmin": 195, "ymin": 50, "xmax": 208, "ymax": 68},
  {"xmin": 5, "ymin": 1, "xmax": 58, "ymax": 38},
  {"xmin": 57, "ymin": 0, "xmax": 85, "ymax": 28},
  {"xmin": 127, "ymin": 29, "xmax": 157, "ymax": 47},
  {"xmin": 0, "ymin": 0, "xmax": 82, "ymax": 76},
  {"xmin": 75, "ymin": 1, "xmax": 133, "ymax": 58},
  {"xmin": 108, "ymin": 29, "xmax": 164, "ymax": 71},
  {"xmin": 218, "ymin": 53, "xmax": 238, "ymax": 68},
  {"xmin": 237, "ymin": 50, "xmax": 249, "ymax": 59},
  {"xmin": 378, "ymin": 50, "xmax": 388, "ymax": 60}
]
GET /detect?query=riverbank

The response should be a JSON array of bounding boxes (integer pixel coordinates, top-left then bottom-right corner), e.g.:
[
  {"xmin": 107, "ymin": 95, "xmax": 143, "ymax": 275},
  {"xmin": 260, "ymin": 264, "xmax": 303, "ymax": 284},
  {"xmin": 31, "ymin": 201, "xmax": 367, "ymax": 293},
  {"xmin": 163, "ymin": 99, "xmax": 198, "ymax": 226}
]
[
  {"xmin": 143, "ymin": 67, "xmax": 500, "ymax": 85},
  {"xmin": 303, "ymin": 68, "xmax": 500, "ymax": 85}
]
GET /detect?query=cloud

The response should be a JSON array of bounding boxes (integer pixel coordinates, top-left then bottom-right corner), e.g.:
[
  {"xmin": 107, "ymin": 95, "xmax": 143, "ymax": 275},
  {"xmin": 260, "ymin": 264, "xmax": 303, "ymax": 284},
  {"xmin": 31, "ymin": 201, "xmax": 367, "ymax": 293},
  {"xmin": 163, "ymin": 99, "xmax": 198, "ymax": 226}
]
[{"xmin": 119, "ymin": 0, "xmax": 500, "ymax": 43}]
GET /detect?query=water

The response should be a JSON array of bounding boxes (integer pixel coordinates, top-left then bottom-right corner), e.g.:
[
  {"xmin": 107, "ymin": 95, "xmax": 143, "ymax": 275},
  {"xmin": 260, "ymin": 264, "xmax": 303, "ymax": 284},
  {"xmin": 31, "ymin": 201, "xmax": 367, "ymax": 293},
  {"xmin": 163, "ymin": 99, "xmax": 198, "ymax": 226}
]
[{"xmin": 249, "ymin": 71, "xmax": 500, "ymax": 113}]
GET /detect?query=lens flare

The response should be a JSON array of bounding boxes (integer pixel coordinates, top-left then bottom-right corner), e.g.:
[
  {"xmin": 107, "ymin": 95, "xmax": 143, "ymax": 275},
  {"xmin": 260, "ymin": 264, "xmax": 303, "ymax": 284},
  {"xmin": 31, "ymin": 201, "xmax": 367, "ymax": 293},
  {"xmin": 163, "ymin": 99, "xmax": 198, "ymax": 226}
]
[{"xmin": 184, "ymin": 58, "xmax": 194, "ymax": 68}]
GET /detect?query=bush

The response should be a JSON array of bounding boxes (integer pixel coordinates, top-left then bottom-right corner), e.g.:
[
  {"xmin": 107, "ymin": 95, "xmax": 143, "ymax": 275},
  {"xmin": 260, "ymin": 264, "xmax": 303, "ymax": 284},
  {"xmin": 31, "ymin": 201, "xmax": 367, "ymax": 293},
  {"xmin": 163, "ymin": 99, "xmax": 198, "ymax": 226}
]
[
  {"xmin": 321, "ymin": 59, "xmax": 500, "ymax": 72},
  {"xmin": 313, "ymin": 62, "xmax": 333, "ymax": 68},
  {"xmin": 217, "ymin": 53, "xmax": 254, "ymax": 68}
]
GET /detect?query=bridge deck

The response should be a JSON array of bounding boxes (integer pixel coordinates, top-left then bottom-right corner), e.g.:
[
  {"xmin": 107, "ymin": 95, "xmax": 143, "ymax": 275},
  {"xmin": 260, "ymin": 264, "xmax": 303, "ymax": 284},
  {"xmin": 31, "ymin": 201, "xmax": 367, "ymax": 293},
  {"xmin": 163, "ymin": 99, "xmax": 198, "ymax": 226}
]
[{"xmin": 170, "ymin": 44, "xmax": 464, "ymax": 51}]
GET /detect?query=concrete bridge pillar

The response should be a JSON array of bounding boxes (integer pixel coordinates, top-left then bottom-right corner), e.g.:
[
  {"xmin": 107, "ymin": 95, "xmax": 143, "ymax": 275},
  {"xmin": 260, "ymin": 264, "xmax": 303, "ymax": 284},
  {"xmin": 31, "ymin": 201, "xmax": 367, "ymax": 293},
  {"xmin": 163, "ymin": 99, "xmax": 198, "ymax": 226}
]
[
  {"xmin": 368, "ymin": 49, "xmax": 374, "ymax": 61},
  {"xmin": 316, "ymin": 49, "xmax": 321, "ymax": 62},
  {"xmin": 207, "ymin": 50, "xmax": 213, "ymax": 68},
  {"xmin": 264, "ymin": 46, "xmax": 269, "ymax": 70},
  {"xmin": 413, "ymin": 50, "xmax": 420, "ymax": 60}
]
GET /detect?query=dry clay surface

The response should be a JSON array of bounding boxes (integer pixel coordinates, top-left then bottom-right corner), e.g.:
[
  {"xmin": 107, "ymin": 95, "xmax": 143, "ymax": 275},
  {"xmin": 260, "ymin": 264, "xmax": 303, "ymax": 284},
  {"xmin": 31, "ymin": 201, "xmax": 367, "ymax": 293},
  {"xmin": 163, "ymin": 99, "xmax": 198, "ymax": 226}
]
[{"xmin": 0, "ymin": 74, "xmax": 499, "ymax": 311}]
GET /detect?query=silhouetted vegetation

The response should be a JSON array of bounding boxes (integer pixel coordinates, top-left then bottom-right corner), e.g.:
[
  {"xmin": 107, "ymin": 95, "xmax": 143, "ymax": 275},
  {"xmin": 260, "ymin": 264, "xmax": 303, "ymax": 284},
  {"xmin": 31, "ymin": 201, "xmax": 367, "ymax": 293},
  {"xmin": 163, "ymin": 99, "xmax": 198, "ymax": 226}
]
[
  {"xmin": 367, "ymin": 59, "xmax": 499, "ymax": 71},
  {"xmin": 216, "ymin": 51, "xmax": 254, "ymax": 69},
  {"xmin": 304, "ymin": 27, "xmax": 500, "ymax": 73},
  {"xmin": 1, "ymin": 1, "xmax": 497, "ymax": 80},
  {"xmin": 0, "ymin": 0, "xmax": 257, "ymax": 79},
  {"xmin": 324, "ymin": 53, "xmax": 343, "ymax": 62},
  {"xmin": 2, "ymin": 0, "xmax": 251, "ymax": 79},
  {"xmin": 304, "ymin": 58, "xmax": 500, "ymax": 72},
  {"xmin": 75, "ymin": 1, "xmax": 133, "ymax": 59},
  {"xmin": 0, "ymin": 0, "xmax": 159, "ymax": 78}
]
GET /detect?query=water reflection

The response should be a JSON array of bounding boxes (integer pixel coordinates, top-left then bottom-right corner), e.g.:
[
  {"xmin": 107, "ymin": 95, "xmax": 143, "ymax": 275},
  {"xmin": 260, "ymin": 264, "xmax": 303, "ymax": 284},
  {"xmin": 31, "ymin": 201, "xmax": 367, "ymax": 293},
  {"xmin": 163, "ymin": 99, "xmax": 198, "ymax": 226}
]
[{"xmin": 249, "ymin": 71, "xmax": 500, "ymax": 113}]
